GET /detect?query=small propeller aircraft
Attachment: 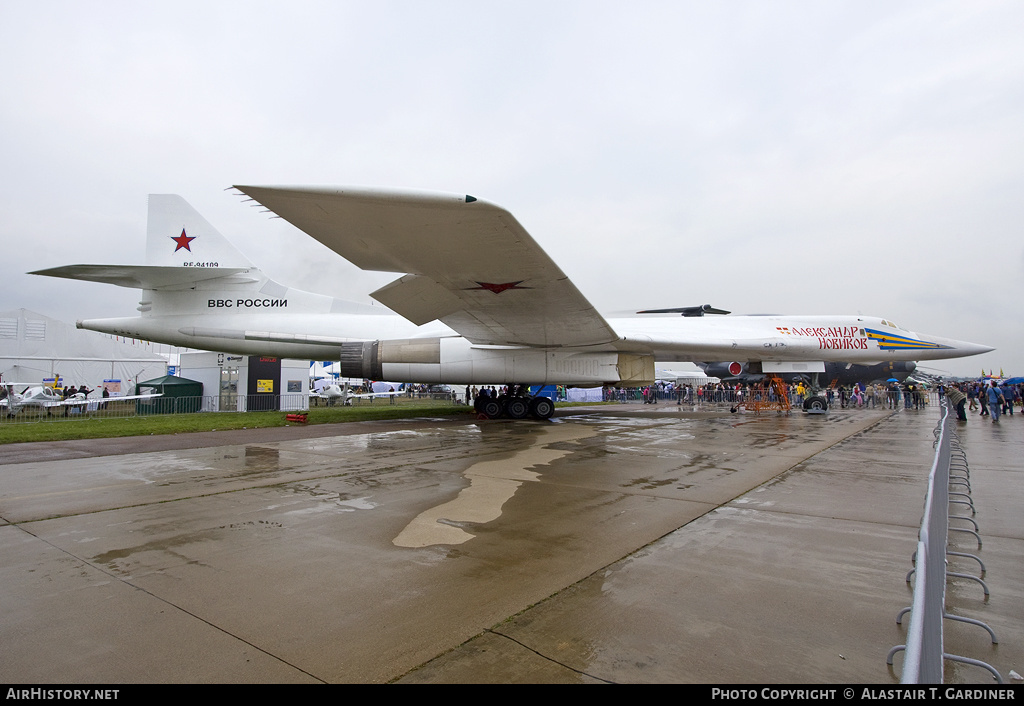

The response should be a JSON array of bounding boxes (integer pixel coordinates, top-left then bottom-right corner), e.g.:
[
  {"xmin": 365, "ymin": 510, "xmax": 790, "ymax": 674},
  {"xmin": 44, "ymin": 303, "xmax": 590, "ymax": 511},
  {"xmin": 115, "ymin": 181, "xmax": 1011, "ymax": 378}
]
[
  {"xmin": 1, "ymin": 384, "xmax": 161, "ymax": 417},
  {"xmin": 311, "ymin": 382, "xmax": 402, "ymax": 406}
]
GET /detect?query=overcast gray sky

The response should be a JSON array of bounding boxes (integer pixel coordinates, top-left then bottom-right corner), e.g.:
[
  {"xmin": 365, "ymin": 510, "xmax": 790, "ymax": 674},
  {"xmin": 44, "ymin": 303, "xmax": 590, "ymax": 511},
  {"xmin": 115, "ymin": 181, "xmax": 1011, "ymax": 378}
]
[{"xmin": 3, "ymin": 1, "xmax": 1021, "ymax": 378}]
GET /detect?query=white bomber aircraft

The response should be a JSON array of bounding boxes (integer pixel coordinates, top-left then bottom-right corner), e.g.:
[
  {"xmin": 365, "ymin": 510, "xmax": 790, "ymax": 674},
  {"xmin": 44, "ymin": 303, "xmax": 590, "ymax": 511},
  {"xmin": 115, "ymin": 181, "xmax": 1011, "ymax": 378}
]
[{"xmin": 31, "ymin": 188, "xmax": 993, "ymax": 418}]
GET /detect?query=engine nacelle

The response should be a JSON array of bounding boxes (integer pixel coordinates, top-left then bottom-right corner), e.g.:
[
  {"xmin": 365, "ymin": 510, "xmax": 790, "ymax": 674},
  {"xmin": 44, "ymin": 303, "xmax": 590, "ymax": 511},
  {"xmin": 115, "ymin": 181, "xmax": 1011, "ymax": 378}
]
[
  {"xmin": 339, "ymin": 337, "xmax": 655, "ymax": 386},
  {"xmin": 699, "ymin": 361, "xmax": 758, "ymax": 380}
]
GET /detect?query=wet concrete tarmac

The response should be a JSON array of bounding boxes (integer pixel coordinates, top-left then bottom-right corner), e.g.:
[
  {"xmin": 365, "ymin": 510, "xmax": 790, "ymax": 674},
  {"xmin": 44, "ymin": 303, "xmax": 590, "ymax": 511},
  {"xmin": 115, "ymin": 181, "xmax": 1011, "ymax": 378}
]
[{"xmin": 1, "ymin": 404, "xmax": 1020, "ymax": 683}]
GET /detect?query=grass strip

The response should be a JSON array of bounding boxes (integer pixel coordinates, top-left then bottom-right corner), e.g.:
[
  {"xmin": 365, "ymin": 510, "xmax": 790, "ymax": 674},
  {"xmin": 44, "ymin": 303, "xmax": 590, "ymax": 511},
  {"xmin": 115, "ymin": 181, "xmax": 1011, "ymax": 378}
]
[{"xmin": 0, "ymin": 401, "xmax": 470, "ymax": 444}]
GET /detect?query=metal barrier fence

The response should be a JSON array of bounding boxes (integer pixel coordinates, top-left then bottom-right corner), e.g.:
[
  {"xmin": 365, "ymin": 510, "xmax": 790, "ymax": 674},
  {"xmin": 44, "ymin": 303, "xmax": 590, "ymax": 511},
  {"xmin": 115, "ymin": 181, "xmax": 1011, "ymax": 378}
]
[
  {"xmin": 606, "ymin": 386, "xmax": 941, "ymax": 410},
  {"xmin": 887, "ymin": 398, "xmax": 1001, "ymax": 683},
  {"xmin": 9, "ymin": 390, "xmax": 469, "ymax": 422},
  {"xmin": 2, "ymin": 387, "xmax": 945, "ymax": 426},
  {"xmin": 0, "ymin": 394, "xmax": 305, "ymax": 423},
  {"xmin": 0, "ymin": 392, "xmax": 461, "ymax": 425}
]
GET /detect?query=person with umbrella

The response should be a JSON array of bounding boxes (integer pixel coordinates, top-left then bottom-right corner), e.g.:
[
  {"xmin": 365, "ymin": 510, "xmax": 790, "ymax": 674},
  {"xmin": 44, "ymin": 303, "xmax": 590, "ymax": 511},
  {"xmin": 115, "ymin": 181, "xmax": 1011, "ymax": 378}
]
[{"xmin": 886, "ymin": 378, "xmax": 899, "ymax": 410}]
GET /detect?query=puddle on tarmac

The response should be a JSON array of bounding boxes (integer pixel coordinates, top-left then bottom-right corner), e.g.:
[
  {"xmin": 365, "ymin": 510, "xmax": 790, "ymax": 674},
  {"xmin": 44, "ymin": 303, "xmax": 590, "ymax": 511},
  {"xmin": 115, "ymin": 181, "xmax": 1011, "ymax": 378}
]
[{"xmin": 392, "ymin": 423, "xmax": 595, "ymax": 548}]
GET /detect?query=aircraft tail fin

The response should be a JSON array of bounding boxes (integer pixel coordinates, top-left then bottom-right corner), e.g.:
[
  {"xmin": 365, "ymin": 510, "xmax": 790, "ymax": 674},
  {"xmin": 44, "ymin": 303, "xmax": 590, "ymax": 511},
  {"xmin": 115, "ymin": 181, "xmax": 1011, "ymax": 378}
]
[{"xmin": 145, "ymin": 195, "xmax": 253, "ymax": 268}]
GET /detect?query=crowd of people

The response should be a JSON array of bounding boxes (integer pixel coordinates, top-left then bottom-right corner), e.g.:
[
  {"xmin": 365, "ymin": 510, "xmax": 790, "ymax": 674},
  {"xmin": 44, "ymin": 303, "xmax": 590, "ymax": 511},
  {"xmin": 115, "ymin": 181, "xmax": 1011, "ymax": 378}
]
[
  {"xmin": 316, "ymin": 375, "xmax": 1024, "ymax": 421},
  {"xmin": 944, "ymin": 380, "xmax": 1021, "ymax": 423},
  {"xmin": 601, "ymin": 379, "xmax": 935, "ymax": 409},
  {"xmin": 597, "ymin": 377, "xmax": 1024, "ymax": 420}
]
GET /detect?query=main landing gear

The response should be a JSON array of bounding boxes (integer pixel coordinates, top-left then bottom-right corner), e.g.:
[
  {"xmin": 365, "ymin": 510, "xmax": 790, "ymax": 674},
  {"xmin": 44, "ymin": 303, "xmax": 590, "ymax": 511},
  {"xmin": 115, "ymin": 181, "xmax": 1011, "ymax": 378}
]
[
  {"xmin": 802, "ymin": 395, "xmax": 829, "ymax": 412},
  {"xmin": 802, "ymin": 373, "xmax": 829, "ymax": 414},
  {"xmin": 473, "ymin": 385, "xmax": 555, "ymax": 420}
]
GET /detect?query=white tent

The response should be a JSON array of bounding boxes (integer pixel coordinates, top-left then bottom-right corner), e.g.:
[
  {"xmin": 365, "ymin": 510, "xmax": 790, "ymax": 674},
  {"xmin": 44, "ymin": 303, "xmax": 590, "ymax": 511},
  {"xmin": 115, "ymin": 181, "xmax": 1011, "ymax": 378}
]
[
  {"xmin": 566, "ymin": 387, "xmax": 604, "ymax": 402},
  {"xmin": 310, "ymin": 361, "xmax": 341, "ymax": 379},
  {"xmin": 0, "ymin": 309, "xmax": 167, "ymax": 389}
]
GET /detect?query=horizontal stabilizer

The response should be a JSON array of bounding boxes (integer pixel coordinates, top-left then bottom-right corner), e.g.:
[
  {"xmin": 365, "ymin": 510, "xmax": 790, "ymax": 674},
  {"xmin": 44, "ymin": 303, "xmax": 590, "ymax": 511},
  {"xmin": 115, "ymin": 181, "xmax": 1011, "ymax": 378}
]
[
  {"xmin": 29, "ymin": 265, "xmax": 256, "ymax": 290},
  {"xmin": 636, "ymin": 304, "xmax": 731, "ymax": 317}
]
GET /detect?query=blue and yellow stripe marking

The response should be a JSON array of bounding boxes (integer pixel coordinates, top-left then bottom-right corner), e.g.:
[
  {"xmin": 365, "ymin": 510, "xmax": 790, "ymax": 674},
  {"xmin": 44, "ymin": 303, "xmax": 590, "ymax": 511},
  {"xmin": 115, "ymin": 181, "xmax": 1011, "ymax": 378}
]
[{"xmin": 865, "ymin": 328, "xmax": 951, "ymax": 351}]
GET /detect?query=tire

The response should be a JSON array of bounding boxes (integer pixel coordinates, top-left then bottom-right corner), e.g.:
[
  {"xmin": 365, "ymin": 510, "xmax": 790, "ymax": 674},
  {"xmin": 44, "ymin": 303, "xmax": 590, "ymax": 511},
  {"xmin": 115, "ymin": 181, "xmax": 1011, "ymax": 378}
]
[
  {"xmin": 481, "ymin": 399, "xmax": 503, "ymax": 418},
  {"xmin": 528, "ymin": 396, "xmax": 555, "ymax": 420},
  {"xmin": 505, "ymin": 397, "xmax": 530, "ymax": 419},
  {"xmin": 803, "ymin": 395, "xmax": 828, "ymax": 411}
]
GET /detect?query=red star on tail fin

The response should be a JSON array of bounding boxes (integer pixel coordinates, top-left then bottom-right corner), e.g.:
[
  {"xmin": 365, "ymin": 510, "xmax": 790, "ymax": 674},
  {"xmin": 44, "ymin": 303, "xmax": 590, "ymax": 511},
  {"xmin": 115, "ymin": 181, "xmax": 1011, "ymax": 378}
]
[{"xmin": 171, "ymin": 229, "xmax": 196, "ymax": 252}]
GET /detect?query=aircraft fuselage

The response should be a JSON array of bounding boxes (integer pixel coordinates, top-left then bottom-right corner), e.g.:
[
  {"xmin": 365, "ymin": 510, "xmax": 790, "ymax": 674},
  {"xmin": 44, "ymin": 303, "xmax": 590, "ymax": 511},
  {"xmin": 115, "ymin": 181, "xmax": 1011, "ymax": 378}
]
[{"xmin": 77, "ymin": 310, "xmax": 984, "ymax": 387}]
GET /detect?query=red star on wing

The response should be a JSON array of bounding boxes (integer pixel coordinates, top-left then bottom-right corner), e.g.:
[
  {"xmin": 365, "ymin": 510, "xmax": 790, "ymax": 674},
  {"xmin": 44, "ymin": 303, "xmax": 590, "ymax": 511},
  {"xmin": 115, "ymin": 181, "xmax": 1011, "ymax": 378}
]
[
  {"xmin": 466, "ymin": 281, "xmax": 530, "ymax": 294},
  {"xmin": 171, "ymin": 229, "xmax": 196, "ymax": 252}
]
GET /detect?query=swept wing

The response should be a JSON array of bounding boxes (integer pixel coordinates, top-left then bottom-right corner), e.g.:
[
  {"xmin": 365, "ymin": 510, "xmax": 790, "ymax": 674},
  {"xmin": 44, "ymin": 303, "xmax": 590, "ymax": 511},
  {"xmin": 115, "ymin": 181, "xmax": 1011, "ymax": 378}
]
[{"xmin": 234, "ymin": 186, "xmax": 618, "ymax": 349}]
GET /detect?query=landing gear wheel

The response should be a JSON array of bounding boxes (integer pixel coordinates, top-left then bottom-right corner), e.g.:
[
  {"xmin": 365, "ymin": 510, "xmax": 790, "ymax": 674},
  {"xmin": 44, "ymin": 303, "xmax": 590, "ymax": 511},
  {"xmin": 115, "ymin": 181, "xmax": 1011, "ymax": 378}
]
[
  {"xmin": 504, "ymin": 397, "xmax": 530, "ymax": 419},
  {"xmin": 528, "ymin": 396, "xmax": 555, "ymax": 420},
  {"xmin": 480, "ymin": 399, "xmax": 503, "ymax": 419},
  {"xmin": 803, "ymin": 395, "xmax": 828, "ymax": 412}
]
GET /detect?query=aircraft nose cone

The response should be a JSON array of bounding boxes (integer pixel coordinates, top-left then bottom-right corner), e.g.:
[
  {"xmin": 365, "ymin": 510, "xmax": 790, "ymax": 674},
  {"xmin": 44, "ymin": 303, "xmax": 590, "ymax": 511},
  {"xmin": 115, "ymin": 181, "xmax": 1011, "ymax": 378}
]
[{"xmin": 925, "ymin": 334, "xmax": 994, "ymax": 358}]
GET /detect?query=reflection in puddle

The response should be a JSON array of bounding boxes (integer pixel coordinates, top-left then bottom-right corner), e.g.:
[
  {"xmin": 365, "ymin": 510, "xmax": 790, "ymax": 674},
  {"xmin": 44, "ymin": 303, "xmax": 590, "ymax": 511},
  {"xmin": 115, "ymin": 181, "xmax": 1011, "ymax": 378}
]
[{"xmin": 393, "ymin": 423, "xmax": 594, "ymax": 547}]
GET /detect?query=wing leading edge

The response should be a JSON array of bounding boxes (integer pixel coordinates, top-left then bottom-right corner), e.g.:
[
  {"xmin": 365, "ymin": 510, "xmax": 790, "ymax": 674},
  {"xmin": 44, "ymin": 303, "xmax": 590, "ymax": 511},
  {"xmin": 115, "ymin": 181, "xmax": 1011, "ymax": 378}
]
[{"xmin": 234, "ymin": 186, "xmax": 619, "ymax": 349}]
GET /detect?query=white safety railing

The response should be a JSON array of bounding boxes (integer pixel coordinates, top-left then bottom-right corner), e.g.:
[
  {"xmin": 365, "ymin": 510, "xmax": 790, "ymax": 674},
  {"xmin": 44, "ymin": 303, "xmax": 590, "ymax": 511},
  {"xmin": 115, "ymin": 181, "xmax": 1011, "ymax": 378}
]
[
  {"xmin": 0, "ymin": 392, "xmax": 465, "ymax": 425},
  {"xmin": 606, "ymin": 386, "xmax": 940, "ymax": 410},
  {"xmin": 887, "ymin": 398, "xmax": 1001, "ymax": 683},
  {"xmin": 2, "ymin": 387, "xmax": 947, "ymax": 426}
]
